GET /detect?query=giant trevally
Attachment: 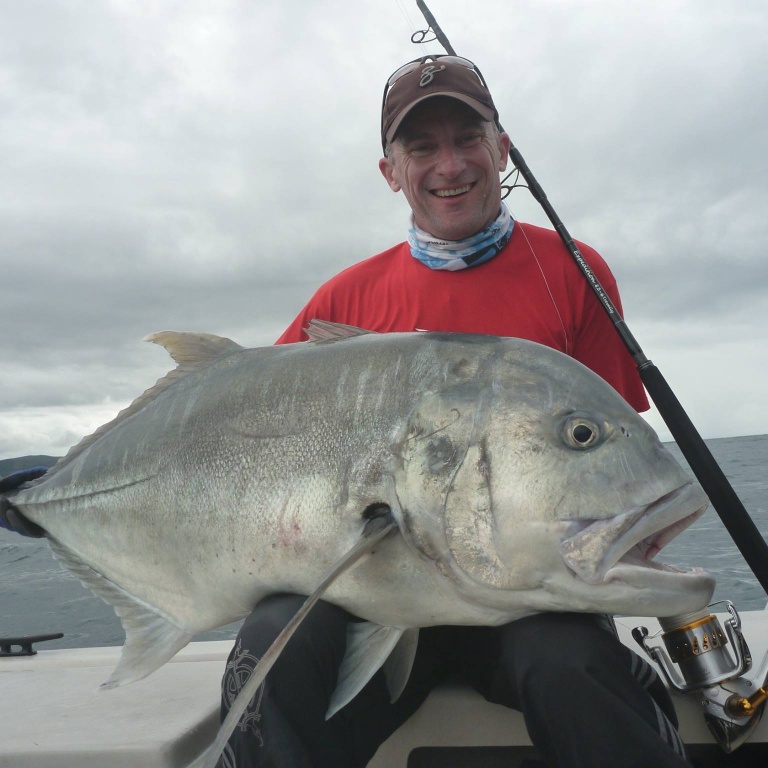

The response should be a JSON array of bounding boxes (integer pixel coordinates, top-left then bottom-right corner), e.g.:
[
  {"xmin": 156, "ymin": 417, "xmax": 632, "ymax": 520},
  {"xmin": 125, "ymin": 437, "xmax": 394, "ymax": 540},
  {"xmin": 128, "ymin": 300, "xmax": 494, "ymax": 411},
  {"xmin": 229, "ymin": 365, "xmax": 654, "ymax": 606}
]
[{"xmin": 2, "ymin": 323, "xmax": 714, "ymax": 714}]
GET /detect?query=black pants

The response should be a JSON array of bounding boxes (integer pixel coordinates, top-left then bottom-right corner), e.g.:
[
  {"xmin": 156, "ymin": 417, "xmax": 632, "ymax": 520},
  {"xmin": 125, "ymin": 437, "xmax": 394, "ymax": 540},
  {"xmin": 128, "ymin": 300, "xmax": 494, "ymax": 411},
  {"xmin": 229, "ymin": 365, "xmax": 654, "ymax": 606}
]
[{"xmin": 219, "ymin": 594, "xmax": 690, "ymax": 768}]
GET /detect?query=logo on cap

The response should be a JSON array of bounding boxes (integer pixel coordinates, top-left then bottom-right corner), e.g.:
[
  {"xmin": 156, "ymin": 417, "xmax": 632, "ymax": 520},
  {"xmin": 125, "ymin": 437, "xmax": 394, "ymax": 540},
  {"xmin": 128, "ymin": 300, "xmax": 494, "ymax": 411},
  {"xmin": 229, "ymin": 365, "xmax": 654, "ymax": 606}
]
[{"xmin": 419, "ymin": 64, "xmax": 446, "ymax": 87}]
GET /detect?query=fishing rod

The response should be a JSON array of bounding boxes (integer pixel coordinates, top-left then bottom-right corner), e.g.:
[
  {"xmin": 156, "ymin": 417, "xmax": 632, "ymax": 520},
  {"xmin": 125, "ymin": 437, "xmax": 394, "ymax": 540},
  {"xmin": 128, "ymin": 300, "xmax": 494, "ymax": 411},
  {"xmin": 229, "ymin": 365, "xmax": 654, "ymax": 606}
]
[{"xmin": 413, "ymin": 0, "xmax": 768, "ymax": 593}]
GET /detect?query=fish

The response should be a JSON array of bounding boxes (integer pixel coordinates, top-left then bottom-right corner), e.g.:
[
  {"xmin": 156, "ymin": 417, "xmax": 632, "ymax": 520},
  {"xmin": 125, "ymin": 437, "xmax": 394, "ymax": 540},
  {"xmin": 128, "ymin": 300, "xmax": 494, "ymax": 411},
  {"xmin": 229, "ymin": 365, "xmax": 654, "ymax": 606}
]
[{"xmin": 3, "ymin": 323, "xmax": 715, "ymax": 712}]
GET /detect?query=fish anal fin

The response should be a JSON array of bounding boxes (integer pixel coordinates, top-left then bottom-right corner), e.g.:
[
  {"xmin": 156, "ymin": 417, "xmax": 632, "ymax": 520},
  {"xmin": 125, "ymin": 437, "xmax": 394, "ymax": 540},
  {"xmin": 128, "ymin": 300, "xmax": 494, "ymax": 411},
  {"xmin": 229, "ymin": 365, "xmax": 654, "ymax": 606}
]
[
  {"xmin": 325, "ymin": 622, "xmax": 406, "ymax": 720},
  {"xmin": 47, "ymin": 536, "xmax": 193, "ymax": 687},
  {"xmin": 101, "ymin": 616, "xmax": 193, "ymax": 689},
  {"xmin": 305, "ymin": 320, "xmax": 376, "ymax": 342}
]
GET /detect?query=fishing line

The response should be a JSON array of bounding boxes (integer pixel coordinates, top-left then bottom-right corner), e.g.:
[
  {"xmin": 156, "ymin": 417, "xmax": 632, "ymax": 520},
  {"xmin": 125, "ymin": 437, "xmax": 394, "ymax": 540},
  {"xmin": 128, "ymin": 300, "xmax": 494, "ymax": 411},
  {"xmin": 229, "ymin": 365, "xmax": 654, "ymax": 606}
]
[
  {"xmin": 517, "ymin": 221, "xmax": 571, "ymax": 356},
  {"xmin": 394, "ymin": 0, "xmax": 429, "ymax": 55}
]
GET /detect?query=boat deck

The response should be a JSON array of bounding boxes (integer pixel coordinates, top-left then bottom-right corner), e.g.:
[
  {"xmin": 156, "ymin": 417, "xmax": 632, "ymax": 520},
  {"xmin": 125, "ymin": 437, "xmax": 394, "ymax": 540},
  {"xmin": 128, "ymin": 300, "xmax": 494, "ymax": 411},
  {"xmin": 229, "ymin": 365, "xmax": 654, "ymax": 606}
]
[{"xmin": 0, "ymin": 613, "xmax": 766, "ymax": 767}]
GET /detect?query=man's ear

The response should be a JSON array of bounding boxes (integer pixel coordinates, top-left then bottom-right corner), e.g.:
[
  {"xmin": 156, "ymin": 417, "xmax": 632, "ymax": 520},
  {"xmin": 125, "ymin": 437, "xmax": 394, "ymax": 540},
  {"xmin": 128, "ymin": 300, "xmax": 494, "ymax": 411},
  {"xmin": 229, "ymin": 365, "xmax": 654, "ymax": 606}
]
[
  {"xmin": 498, "ymin": 131, "xmax": 511, "ymax": 172},
  {"xmin": 379, "ymin": 156, "xmax": 402, "ymax": 192}
]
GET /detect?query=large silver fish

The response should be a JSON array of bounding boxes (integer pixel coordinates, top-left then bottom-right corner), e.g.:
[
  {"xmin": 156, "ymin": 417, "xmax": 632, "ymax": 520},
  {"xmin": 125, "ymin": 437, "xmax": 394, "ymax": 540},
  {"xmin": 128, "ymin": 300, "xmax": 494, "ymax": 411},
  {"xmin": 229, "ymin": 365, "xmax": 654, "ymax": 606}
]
[{"xmin": 4, "ymin": 323, "xmax": 714, "ymax": 706}]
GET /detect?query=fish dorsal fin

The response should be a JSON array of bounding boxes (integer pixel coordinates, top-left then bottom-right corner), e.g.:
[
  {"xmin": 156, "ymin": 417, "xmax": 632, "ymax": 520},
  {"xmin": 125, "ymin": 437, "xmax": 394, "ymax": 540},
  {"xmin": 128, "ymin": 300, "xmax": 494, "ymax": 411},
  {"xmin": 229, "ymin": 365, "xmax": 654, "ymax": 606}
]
[
  {"xmin": 47, "ymin": 536, "xmax": 193, "ymax": 687},
  {"xmin": 144, "ymin": 330, "xmax": 243, "ymax": 365},
  {"xmin": 325, "ymin": 622, "xmax": 408, "ymax": 720},
  {"xmin": 305, "ymin": 319, "xmax": 375, "ymax": 342},
  {"xmin": 43, "ymin": 332, "xmax": 244, "ymax": 479}
]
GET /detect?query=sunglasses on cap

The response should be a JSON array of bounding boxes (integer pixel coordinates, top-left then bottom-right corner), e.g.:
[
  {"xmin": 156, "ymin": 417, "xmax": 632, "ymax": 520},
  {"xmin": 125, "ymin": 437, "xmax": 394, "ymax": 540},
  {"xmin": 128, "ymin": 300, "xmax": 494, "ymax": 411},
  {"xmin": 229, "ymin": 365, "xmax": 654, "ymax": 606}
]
[
  {"xmin": 385, "ymin": 54, "xmax": 487, "ymax": 90},
  {"xmin": 381, "ymin": 55, "xmax": 490, "ymax": 106}
]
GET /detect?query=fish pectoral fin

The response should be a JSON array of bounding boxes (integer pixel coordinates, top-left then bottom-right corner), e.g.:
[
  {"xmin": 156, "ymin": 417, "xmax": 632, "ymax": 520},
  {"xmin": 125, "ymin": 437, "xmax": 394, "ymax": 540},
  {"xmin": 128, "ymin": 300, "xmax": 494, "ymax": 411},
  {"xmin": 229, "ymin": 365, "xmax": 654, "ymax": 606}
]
[
  {"xmin": 326, "ymin": 623, "xmax": 412, "ymax": 720},
  {"xmin": 47, "ymin": 536, "xmax": 193, "ymax": 688}
]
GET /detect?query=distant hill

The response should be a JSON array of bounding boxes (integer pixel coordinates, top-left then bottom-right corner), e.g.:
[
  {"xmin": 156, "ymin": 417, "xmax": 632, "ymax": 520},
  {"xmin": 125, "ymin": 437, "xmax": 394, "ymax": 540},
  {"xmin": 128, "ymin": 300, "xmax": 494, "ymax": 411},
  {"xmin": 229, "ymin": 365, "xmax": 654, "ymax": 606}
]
[{"xmin": 0, "ymin": 455, "xmax": 60, "ymax": 477}]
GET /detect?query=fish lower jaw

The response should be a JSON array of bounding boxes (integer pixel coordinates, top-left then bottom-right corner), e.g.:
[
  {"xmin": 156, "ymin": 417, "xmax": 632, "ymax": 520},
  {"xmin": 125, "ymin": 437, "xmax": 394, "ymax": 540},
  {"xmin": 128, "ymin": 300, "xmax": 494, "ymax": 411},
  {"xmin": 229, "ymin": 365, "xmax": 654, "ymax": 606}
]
[{"xmin": 601, "ymin": 559, "xmax": 715, "ymax": 616}]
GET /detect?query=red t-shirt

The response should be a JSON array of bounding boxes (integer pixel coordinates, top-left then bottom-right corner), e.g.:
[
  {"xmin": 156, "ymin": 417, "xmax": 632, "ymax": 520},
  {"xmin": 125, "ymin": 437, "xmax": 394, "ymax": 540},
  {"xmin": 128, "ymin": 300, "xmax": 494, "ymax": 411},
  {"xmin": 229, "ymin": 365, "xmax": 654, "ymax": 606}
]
[{"xmin": 277, "ymin": 221, "xmax": 649, "ymax": 412}]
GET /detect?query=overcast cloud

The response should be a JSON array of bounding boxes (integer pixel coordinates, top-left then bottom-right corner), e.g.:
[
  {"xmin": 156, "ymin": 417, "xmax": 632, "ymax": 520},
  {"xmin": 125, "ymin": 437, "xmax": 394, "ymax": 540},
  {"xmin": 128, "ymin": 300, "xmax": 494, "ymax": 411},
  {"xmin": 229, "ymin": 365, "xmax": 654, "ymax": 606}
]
[{"xmin": 1, "ymin": 0, "xmax": 767, "ymax": 459}]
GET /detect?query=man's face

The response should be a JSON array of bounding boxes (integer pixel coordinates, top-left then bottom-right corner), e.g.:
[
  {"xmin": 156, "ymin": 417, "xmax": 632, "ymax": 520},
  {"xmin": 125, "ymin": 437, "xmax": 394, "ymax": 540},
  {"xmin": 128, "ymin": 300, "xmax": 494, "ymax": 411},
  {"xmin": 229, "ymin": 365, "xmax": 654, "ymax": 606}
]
[{"xmin": 379, "ymin": 98, "xmax": 510, "ymax": 241}]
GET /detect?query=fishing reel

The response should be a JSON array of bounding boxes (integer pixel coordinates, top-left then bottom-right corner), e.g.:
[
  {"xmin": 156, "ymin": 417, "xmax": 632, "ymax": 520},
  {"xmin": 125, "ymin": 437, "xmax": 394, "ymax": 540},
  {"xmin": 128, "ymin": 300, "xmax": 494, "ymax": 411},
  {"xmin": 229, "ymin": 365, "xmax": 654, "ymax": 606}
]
[{"xmin": 633, "ymin": 601, "xmax": 768, "ymax": 752}]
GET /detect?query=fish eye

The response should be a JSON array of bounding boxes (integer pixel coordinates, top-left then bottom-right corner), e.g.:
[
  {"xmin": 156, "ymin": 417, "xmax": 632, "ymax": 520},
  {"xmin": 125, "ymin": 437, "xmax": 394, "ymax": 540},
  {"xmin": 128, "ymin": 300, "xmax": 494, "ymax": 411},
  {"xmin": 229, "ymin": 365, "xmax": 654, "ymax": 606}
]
[{"xmin": 561, "ymin": 415, "xmax": 602, "ymax": 449}]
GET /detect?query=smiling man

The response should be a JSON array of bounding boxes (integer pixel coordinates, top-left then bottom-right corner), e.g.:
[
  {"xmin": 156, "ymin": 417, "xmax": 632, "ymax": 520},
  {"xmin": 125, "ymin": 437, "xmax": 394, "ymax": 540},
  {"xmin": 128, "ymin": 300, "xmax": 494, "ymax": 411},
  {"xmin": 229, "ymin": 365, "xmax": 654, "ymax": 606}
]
[
  {"xmin": 220, "ymin": 57, "xmax": 691, "ymax": 768},
  {"xmin": 379, "ymin": 96, "xmax": 510, "ymax": 241}
]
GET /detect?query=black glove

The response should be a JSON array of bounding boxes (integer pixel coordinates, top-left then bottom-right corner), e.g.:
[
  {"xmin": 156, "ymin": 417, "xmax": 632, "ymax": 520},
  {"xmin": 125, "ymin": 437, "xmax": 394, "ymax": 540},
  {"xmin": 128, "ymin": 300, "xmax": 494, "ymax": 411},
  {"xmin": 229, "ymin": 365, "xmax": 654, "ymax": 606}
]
[{"xmin": 0, "ymin": 467, "xmax": 48, "ymax": 538}]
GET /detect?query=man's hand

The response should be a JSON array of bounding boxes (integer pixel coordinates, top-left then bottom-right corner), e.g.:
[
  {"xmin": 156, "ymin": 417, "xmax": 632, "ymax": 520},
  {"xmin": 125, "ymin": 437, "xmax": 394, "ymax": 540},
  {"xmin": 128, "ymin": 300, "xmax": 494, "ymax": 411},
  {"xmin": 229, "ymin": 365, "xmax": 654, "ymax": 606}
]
[{"xmin": 0, "ymin": 467, "xmax": 48, "ymax": 538}]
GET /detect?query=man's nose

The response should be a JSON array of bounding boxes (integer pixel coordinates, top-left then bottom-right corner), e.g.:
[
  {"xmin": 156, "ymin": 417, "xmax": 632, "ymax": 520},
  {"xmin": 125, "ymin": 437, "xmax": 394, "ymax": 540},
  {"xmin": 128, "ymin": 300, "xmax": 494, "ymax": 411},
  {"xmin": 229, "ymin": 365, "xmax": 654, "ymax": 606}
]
[{"xmin": 434, "ymin": 144, "xmax": 465, "ymax": 177}]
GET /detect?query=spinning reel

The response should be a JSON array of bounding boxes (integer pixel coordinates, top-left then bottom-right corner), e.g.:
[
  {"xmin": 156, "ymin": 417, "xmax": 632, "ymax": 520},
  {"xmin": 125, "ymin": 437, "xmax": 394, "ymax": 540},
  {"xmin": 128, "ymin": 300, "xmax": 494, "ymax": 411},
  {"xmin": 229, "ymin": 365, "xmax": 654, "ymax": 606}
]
[{"xmin": 634, "ymin": 602, "xmax": 767, "ymax": 752}]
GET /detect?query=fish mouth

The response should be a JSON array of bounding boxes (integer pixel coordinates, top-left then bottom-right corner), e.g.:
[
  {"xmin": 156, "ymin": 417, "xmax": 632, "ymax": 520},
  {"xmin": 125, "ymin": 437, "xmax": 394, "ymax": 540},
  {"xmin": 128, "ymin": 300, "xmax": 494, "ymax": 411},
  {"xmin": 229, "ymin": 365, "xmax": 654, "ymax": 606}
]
[{"xmin": 559, "ymin": 483, "xmax": 709, "ymax": 585}]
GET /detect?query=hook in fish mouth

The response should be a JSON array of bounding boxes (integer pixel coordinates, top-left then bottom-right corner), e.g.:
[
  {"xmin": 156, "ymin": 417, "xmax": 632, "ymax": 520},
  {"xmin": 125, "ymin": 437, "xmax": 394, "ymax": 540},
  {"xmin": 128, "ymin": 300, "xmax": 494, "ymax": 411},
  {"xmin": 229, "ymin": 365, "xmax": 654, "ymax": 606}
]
[{"xmin": 559, "ymin": 483, "xmax": 710, "ymax": 585}]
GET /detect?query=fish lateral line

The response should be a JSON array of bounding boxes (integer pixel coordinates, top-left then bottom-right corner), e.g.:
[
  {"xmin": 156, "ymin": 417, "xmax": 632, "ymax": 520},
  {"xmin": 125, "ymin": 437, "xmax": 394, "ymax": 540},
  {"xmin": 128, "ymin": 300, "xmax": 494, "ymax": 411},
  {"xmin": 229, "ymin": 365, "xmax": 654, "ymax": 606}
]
[{"xmin": 27, "ymin": 475, "xmax": 156, "ymax": 506}]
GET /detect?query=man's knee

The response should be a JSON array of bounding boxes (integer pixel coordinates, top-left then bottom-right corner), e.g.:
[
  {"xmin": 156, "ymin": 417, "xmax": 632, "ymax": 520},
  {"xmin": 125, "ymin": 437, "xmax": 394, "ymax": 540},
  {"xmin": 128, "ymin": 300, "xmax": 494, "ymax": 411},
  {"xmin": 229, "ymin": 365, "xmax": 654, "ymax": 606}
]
[{"xmin": 499, "ymin": 613, "xmax": 617, "ymax": 667}]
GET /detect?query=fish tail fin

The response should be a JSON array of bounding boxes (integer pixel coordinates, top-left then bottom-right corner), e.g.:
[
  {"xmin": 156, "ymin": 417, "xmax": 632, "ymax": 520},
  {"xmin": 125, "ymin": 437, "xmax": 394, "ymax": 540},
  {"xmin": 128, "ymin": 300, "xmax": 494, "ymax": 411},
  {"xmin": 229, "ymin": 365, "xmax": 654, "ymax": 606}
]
[{"xmin": 47, "ymin": 536, "xmax": 193, "ymax": 686}]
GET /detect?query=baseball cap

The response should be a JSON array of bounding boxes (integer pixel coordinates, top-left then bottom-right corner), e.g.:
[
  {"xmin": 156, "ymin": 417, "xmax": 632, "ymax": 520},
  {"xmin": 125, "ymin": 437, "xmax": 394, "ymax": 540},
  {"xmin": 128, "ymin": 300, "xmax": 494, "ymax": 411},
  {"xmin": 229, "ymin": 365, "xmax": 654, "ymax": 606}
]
[{"xmin": 381, "ymin": 55, "xmax": 499, "ymax": 150}]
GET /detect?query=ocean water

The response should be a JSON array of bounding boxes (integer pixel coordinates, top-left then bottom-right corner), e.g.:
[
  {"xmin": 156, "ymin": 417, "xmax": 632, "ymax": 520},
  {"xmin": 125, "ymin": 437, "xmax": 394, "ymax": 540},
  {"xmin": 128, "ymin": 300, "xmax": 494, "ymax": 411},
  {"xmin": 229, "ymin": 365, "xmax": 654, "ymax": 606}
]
[{"xmin": 1, "ymin": 434, "xmax": 766, "ymax": 652}]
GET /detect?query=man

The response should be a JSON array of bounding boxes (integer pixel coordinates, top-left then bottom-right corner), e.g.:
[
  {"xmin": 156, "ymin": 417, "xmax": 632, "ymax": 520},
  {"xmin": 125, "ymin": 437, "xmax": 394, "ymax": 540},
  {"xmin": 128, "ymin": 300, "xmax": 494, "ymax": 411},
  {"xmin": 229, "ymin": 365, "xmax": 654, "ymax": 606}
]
[{"xmin": 220, "ymin": 55, "xmax": 690, "ymax": 767}]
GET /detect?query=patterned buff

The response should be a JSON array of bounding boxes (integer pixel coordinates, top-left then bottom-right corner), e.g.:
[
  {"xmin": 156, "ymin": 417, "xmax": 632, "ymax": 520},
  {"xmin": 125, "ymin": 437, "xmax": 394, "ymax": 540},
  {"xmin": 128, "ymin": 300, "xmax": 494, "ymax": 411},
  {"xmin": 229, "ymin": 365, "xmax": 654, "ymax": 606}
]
[{"xmin": 408, "ymin": 203, "xmax": 514, "ymax": 271}]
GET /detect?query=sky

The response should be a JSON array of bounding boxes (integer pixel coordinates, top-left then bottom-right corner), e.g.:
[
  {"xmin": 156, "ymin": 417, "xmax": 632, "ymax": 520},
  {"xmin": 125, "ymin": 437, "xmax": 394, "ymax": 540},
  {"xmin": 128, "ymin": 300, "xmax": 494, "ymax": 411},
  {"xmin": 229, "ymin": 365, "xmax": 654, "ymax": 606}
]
[{"xmin": 1, "ymin": 0, "xmax": 767, "ymax": 459}]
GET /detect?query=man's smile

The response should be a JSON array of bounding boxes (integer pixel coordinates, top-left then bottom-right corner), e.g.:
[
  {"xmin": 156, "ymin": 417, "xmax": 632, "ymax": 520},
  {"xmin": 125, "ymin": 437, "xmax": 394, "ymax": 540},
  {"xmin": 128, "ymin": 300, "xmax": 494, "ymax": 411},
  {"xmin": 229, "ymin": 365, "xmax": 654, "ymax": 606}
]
[{"xmin": 432, "ymin": 183, "xmax": 474, "ymax": 198}]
